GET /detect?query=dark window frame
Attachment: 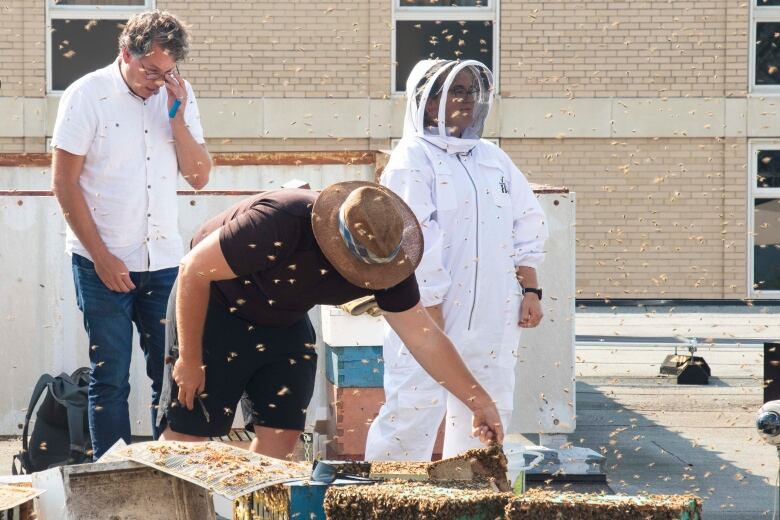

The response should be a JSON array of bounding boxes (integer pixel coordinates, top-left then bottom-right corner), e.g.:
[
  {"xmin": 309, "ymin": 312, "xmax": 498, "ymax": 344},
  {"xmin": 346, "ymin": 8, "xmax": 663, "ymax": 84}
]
[
  {"xmin": 46, "ymin": 0, "xmax": 152, "ymax": 93},
  {"xmin": 392, "ymin": 0, "xmax": 497, "ymax": 94},
  {"xmin": 750, "ymin": 142, "xmax": 780, "ymax": 296},
  {"xmin": 752, "ymin": 2, "xmax": 780, "ymax": 91}
]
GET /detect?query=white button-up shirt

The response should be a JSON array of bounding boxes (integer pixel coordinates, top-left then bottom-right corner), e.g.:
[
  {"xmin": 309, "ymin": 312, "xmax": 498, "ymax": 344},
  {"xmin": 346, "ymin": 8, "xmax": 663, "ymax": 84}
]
[{"xmin": 51, "ymin": 59, "xmax": 205, "ymax": 272}]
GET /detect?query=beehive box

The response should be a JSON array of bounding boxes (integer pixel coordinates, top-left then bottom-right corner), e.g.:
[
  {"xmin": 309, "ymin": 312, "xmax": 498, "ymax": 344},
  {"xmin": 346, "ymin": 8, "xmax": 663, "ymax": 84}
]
[
  {"xmin": 324, "ymin": 480, "xmax": 512, "ymax": 520},
  {"xmin": 234, "ymin": 479, "xmax": 375, "ymax": 520},
  {"xmin": 326, "ymin": 383, "xmax": 385, "ymax": 459},
  {"xmin": 505, "ymin": 489, "xmax": 702, "ymax": 520},
  {"xmin": 326, "ymin": 383, "xmax": 445, "ymax": 460},
  {"xmin": 325, "ymin": 344, "xmax": 384, "ymax": 388},
  {"xmin": 32, "ymin": 460, "xmax": 215, "ymax": 520}
]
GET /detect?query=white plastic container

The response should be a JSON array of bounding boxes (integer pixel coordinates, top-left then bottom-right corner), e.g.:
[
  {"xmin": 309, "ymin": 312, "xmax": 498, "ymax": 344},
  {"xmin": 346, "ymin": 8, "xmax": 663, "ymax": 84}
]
[{"xmin": 503, "ymin": 443, "xmax": 544, "ymax": 494}]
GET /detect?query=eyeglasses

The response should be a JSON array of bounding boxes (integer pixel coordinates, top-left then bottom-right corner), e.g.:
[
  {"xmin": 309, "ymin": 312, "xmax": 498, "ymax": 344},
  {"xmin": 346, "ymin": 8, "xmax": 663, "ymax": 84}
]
[
  {"xmin": 449, "ymin": 85, "xmax": 479, "ymax": 100},
  {"xmin": 138, "ymin": 57, "xmax": 179, "ymax": 81}
]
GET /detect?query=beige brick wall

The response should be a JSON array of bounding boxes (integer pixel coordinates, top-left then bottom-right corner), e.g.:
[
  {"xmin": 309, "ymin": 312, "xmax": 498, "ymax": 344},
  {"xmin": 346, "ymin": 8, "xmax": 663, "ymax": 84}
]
[
  {"xmin": 0, "ymin": 1, "xmax": 389, "ymax": 100},
  {"xmin": 725, "ymin": 0, "xmax": 749, "ymax": 97},
  {"xmin": 0, "ymin": 137, "xmax": 382, "ymax": 153},
  {"xmin": 502, "ymin": 137, "xmax": 748, "ymax": 298},
  {"xmin": 366, "ymin": 0, "xmax": 392, "ymax": 99},
  {"xmin": 0, "ymin": 0, "xmax": 44, "ymax": 97},
  {"xmin": 160, "ymin": 0, "xmax": 386, "ymax": 98},
  {"xmin": 22, "ymin": 0, "xmax": 45, "ymax": 97},
  {"xmin": 203, "ymin": 137, "xmax": 379, "ymax": 152},
  {"xmin": 500, "ymin": 0, "xmax": 749, "ymax": 98},
  {"xmin": 5, "ymin": 0, "xmax": 392, "ymax": 99},
  {"xmin": 721, "ymin": 137, "xmax": 749, "ymax": 297},
  {"xmin": 1, "ymin": 1, "xmax": 26, "ymax": 98},
  {"xmin": 1, "ymin": 1, "xmax": 752, "ymax": 100}
]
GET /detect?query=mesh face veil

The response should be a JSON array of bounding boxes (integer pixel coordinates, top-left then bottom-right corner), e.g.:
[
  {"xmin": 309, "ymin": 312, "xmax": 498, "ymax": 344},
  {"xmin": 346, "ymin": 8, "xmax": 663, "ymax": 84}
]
[{"xmin": 403, "ymin": 59, "xmax": 494, "ymax": 154}]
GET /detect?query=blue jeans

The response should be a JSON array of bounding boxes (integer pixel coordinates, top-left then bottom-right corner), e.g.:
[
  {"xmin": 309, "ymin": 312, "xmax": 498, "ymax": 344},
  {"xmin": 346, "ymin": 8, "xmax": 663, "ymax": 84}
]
[{"xmin": 71, "ymin": 254, "xmax": 177, "ymax": 459}]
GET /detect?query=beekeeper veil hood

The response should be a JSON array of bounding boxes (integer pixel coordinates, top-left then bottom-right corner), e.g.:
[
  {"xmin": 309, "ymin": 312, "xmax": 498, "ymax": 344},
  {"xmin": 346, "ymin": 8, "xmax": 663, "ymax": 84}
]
[{"xmin": 402, "ymin": 59, "xmax": 494, "ymax": 155}]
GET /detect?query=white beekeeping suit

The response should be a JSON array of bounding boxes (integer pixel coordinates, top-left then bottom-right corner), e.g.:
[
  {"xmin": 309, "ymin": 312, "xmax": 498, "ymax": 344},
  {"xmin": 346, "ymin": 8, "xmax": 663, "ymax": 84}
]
[{"xmin": 365, "ymin": 59, "xmax": 548, "ymax": 460}]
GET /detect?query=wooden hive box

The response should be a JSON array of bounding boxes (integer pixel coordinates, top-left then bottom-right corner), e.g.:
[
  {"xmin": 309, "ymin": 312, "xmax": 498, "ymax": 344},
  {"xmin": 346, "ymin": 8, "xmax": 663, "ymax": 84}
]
[
  {"xmin": 326, "ymin": 383, "xmax": 386, "ymax": 459},
  {"xmin": 31, "ymin": 460, "xmax": 215, "ymax": 520},
  {"xmin": 324, "ymin": 480, "xmax": 512, "ymax": 520},
  {"xmin": 234, "ymin": 479, "xmax": 375, "ymax": 520},
  {"xmin": 325, "ymin": 382, "xmax": 445, "ymax": 460},
  {"xmin": 505, "ymin": 489, "xmax": 702, "ymax": 520}
]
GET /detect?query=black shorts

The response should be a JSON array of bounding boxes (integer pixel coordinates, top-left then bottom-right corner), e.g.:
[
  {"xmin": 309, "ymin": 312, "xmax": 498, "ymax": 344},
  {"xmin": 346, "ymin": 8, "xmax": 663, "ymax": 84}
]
[{"xmin": 157, "ymin": 286, "xmax": 318, "ymax": 438}]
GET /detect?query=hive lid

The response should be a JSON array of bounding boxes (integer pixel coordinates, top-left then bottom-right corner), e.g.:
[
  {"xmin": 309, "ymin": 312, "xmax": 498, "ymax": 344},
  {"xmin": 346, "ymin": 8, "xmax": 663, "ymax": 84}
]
[
  {"xmin": 116, "ymin": 441, "xmax": 310, "ymax": 500},
  {"xmin": 0, "ymin": 483, "xmax": 43, "ymax": 511}
]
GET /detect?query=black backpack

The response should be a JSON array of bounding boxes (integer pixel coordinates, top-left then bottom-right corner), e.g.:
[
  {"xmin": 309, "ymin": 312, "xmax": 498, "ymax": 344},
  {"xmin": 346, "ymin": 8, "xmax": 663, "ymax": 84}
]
[{"xmin": 12, "ymin": 368, "xmax": 92, "ymax": 474}]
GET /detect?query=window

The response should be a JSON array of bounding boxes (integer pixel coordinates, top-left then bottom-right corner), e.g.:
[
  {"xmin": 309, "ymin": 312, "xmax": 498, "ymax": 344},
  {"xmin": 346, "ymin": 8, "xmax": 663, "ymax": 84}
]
[
  {"xmin": 749, "ymin": 142, "xmax": 780, "ymax": 297},
  {"xmin": 751, "ymin": 0, "xmax": 780, "ymax": 91},
  {"xmin": 47, "ymin": 0, "xmax": 153, "ymax": 93},
  {"xmin": 392, "ymin": 0, "xmax": 497, "ymax": 93}
]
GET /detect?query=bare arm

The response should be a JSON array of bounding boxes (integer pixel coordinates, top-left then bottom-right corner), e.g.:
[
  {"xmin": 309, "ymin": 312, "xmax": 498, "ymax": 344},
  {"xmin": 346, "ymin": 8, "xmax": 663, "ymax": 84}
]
[
  {"xmin": 425, "ymin": 303, "xmax": 445, "ymax": 330},
  {"xmin": 165, "ymin": 72, "xmax": 211, "ymax": 190},
  {"xmin": 384, "ymin": 303, "xmax": 504, "ymax": 444},
  {"xmin": 173, "ymin": 229, "xmax": 236, "ymax": 409},
  {"xmin": 51, "ymin": 148, "xmax": 135, "ymax": 292},
  {"xmin": 172, "ymin": 127, "xmax": 211, "ymax": 190}
]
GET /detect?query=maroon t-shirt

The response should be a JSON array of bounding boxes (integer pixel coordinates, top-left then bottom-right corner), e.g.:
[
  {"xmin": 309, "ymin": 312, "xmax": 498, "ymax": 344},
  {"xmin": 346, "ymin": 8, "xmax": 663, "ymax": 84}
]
[{"xmin": 191, "ymin": 189, "xmax": 420, "ymax": 327}]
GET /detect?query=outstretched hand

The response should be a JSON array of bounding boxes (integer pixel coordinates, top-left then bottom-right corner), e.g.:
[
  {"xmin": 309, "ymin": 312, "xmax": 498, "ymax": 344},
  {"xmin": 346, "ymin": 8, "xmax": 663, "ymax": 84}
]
[{"xmin": 471, "ymin": 402, "xmax": 504, "ymax": 445}]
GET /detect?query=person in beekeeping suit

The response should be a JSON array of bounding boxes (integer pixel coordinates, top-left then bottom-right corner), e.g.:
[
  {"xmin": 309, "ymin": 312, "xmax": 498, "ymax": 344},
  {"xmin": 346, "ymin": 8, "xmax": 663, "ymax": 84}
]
[{"xmin": 365, "ymin": 59, "xmax": 549, "ymax": 460}]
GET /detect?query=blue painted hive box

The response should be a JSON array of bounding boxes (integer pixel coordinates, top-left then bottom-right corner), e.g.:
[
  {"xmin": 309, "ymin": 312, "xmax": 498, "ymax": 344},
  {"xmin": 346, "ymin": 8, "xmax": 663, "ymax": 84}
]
[
  {"xmin": 234, "ymin": 479, "xmax": 374, "ymax": 520},
  {"xmin": 325, "ymin": 344, "xmax": 384, "ymax": 388}
]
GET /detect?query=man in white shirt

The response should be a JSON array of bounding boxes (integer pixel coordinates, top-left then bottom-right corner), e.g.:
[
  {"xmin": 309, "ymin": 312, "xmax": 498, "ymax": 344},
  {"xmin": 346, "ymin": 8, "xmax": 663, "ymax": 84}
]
[{"xmin": 51, "ymin": 10, "xmax": 211, "ymax": 459}]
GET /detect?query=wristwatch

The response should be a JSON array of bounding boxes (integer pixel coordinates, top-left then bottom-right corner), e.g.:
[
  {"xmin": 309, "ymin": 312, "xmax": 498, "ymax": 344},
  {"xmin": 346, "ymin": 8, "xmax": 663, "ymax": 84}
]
[{"xmin": 522, "ymin": 287, "xmax": 542, "ymax": 300}]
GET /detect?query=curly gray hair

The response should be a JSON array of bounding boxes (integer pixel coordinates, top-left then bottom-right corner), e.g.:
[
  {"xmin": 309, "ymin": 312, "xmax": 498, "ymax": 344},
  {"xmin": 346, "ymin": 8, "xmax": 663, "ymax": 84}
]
[{"xmin": 118, "ymin": 10, "xmax": 190, "ymax": 62}]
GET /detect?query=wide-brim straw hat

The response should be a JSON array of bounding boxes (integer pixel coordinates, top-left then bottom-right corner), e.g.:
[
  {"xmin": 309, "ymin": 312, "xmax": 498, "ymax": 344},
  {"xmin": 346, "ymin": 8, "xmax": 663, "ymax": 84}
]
[{"xmin": 311, "ymin": 181, "xmax": 423, "ymax": 290}]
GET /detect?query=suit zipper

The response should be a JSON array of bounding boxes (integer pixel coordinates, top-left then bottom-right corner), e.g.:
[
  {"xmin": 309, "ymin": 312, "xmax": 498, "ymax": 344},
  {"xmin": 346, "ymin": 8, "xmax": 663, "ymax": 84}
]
[{"xmin": 457, "ymin": 154, "xmax": 479, "ymax": 331}]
